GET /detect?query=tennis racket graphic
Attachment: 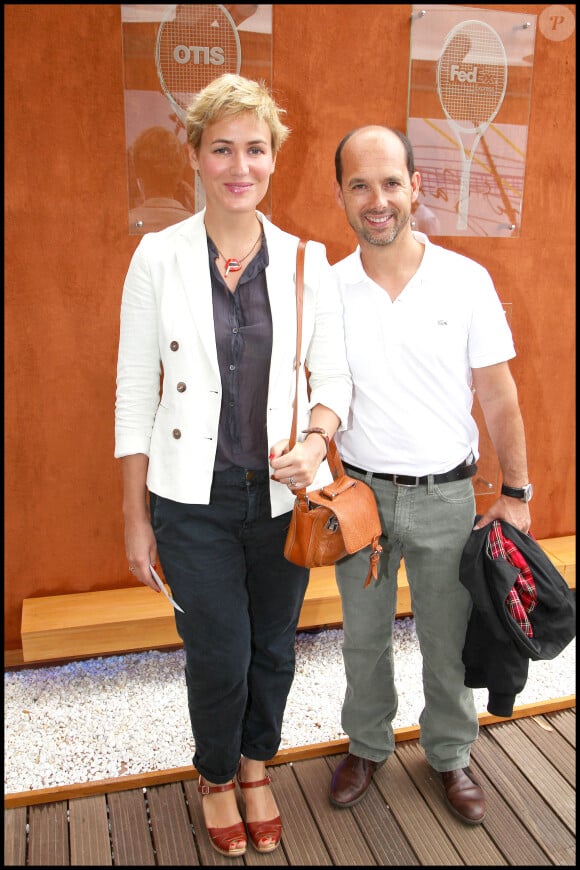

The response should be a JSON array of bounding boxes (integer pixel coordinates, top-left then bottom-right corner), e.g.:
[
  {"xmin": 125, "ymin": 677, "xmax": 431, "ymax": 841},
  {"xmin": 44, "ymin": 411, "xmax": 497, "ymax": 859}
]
[
  {"xmin": 155, "ymin": 4, "xmax": 242, "ymax": 209},
  {"xmin": 436, "ymin": 20, "xmax": 507, "ymax": 230},
  {"xmin": 155, "ymin": 4, "xmax": 241, "ymax": 124}
]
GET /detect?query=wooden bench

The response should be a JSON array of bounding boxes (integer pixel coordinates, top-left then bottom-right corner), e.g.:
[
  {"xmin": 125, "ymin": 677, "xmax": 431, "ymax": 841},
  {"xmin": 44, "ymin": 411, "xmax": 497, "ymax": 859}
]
[{"xmin": 19, "ymin": 536, "xmax": 575, "ymax": 665}]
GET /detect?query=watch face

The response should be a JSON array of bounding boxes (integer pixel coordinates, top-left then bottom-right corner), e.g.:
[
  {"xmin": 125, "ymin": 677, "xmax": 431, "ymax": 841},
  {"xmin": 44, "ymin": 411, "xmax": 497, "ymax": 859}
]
[{"xmin": 523, "ymin": 483, "xmax": 534, "ymax": 502}]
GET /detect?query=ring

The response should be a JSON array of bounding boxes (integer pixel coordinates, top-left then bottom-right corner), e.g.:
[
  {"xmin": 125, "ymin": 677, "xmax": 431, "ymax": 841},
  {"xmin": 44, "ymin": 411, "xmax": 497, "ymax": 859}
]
[{"xmin": 288, "ymin": 477, "xmax": 295, "ymax": 486}]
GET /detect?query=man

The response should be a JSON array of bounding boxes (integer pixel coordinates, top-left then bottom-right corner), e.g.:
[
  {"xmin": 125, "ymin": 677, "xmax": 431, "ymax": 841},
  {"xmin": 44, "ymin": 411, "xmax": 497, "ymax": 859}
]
[{"xmin": 329, "ymin": 125, "xmax": 532, "ymax": 825}]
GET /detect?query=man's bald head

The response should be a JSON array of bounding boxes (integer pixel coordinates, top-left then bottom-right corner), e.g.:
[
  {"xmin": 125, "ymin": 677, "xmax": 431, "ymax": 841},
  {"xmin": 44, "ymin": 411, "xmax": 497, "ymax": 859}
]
[{"xmin": 334, "ymin": 125, "xmax": 415, "ymax": 186}]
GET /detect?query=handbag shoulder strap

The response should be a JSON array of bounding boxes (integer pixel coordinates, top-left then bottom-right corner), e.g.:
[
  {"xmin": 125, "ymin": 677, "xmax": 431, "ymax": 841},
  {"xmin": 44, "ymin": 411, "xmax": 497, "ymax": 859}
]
[
  {"xmin": 326, "ymin": 435, "xmax": 345, "ymax": 479},
  {"xmin": 290, "ymin": 239, "xmax": 345, "ymax": 480},
  {"xmin": 290, "ymin": 239, "xmax": 307, "ymax": 451}
]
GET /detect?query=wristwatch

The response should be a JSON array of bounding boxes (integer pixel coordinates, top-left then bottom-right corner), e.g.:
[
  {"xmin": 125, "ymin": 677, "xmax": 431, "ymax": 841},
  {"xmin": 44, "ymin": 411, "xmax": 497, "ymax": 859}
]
[{"xmin": 501, "ymin": 483, "xmax": 534, "ymax": 503}]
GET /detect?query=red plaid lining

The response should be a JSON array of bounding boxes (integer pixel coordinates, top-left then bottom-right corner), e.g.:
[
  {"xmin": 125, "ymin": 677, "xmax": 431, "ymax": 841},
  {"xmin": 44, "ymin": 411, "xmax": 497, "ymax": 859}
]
[{"xmin": 487, "ymin": 520, "xmax": 538, "ymax": 637}]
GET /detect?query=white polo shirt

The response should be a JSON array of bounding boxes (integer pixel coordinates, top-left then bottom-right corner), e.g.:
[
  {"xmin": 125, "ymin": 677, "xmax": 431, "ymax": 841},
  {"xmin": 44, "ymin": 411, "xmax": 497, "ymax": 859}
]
[{"xmin": 334, "ymin": 232, "xmax": 515, "ymax": 476}]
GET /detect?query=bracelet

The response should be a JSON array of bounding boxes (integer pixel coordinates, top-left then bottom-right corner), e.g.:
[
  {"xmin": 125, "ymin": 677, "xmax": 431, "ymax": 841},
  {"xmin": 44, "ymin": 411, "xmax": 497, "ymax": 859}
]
[{"xmin": 302, "ymin": 428, "xmax": 330, "ymax": 459}]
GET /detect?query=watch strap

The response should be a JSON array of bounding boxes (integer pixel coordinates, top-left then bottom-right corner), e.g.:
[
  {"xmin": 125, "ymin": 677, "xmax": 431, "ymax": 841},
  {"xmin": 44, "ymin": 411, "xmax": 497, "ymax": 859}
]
[{"xmin": 501, "ymin": 483, "xmax": 532, "ymax": 501}]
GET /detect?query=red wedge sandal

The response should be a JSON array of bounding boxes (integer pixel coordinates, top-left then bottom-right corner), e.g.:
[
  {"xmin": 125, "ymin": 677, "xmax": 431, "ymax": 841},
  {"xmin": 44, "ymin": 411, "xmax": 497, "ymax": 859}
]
[
  {"xmin": 197, "ymin": 777, "xmax": 247, "ymax": 857},
  {"xmin": 237, "ymin": 770, "xmax": 282, "ymax": 853}
]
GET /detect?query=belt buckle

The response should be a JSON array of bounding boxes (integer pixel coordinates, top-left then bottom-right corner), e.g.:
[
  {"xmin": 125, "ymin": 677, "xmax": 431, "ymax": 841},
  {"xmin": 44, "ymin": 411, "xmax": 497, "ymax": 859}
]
[{"xmin": 392, "ymin": 474, "xmax": 420, "ymax": 487}]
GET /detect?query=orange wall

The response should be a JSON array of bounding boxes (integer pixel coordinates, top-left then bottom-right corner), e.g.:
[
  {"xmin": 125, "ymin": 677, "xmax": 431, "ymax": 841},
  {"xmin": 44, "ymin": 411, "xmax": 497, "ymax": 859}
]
[{"xmin": 5, "ymin": 5, "xmax": 576, "ymax": 652}]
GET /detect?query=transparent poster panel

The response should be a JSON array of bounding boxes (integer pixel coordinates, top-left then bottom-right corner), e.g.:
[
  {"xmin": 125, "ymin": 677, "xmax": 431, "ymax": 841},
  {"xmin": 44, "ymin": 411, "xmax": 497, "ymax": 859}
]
[
  {"xmin": 408, "ymin": 5, "xmax": 536, "ymax": 237},
  {"xmin": 121, "ymin": 4, "xmax": 273, "ymax": 235}
]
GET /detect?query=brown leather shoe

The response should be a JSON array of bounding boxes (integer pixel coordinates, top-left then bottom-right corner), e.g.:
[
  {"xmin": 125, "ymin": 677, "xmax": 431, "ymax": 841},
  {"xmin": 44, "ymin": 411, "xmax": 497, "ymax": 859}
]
[
  {"xmin": 437, "ymin": 767, "xmax": 486, "ymax": 825},
  {"xmin": 330, "ymin": 753, "xmax": 383, "ymax": 808}
]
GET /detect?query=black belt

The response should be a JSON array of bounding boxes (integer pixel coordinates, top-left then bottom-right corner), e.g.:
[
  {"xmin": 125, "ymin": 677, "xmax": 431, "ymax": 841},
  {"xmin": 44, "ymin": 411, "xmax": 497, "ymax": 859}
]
[{"xmin": 343, "ymin": 460, "xmax": 477, "ymax": 487}]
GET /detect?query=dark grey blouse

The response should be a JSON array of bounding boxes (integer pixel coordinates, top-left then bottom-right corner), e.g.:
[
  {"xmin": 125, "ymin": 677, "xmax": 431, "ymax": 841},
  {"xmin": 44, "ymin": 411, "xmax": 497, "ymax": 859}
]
[{"xmin": 207, "ymin": 235, "xmax": 272, "ymax": 472}]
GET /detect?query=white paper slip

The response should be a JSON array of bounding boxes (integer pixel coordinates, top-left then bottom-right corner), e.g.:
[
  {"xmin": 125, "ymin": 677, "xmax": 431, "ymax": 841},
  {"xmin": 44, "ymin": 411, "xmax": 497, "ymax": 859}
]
[{"xmin": 149, "ymin": 564, "xmax": 185, "ymax": 613}]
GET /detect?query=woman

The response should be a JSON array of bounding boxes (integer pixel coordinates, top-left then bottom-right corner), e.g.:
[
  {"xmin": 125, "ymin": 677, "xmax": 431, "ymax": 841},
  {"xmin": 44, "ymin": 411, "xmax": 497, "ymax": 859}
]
[{"xmin": 115, "ymin": 74, "xmax": 352, "ymax": 857}]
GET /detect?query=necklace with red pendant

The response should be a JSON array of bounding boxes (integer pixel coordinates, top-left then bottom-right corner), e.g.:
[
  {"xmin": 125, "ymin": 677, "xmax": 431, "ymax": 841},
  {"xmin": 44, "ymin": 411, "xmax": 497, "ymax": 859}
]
[{"xmin": 216, "ymin": 229, "xmax": 263, "ymax": 277}]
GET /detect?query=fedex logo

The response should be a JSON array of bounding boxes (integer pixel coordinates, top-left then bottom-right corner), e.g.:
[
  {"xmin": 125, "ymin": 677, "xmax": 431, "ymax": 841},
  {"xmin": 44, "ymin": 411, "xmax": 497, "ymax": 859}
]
[{"xmin": 450, "ymin": 64, "xmax": 478, "ymax": 83}]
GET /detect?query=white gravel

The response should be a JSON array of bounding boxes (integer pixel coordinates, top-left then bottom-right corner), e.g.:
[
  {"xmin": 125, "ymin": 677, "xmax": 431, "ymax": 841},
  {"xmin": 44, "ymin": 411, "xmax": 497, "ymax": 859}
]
[{"xmin": 4, "ymin": 618, "xmax": 575, "ymax": 794}]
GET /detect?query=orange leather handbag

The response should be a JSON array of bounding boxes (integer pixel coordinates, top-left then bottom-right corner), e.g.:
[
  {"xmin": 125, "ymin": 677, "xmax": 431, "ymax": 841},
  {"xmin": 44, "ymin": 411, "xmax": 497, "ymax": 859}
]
[{"xmin": 283, "ymin": 241, "xmax": 382, "ymax": 587}]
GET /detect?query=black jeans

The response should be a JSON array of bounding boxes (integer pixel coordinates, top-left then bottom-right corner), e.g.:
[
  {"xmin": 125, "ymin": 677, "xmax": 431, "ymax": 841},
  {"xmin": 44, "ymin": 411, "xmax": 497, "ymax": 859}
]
[{"xmin": 149, "ymin": 467, "xmax": 309, "ymax": 784}]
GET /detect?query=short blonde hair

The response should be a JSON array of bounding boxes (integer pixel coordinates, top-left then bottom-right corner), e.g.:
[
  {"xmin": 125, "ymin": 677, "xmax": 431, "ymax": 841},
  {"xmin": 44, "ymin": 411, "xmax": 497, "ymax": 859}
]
[{"xmin": 185, "ymin": 73, "xmax": 290, "ymax": 154}]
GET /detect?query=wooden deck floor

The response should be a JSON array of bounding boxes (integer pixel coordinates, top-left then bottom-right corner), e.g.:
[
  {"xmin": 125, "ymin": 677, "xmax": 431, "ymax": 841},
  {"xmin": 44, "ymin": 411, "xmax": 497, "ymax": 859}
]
[{"xmin": 4, "ymin": 707, "xmax": 575, "ymax": 866}]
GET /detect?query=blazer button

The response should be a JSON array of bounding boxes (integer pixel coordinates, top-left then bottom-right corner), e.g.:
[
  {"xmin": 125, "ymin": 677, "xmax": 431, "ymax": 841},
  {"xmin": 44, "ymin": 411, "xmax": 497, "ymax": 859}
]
[
  {"xmin": 170, "ymin": 340, "xmax": 179, "ymax": 351},
  {"xmin": 176, "ymin": 382, "xmax": 186, "ymax": 392},
  {"xmin": 172, "ymin": 429, "xmax": 182, "ymax": 439}
]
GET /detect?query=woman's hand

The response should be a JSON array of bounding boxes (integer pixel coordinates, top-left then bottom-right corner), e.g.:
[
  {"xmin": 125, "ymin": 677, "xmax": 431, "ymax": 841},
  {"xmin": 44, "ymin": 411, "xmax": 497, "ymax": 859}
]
[
  {"xmin": 124, "ymin": 517, "xmax": 159, "ymax": 591},
  {"xmin": 269, "ymin": 436, "xmax": 327, "ymax": 490}
]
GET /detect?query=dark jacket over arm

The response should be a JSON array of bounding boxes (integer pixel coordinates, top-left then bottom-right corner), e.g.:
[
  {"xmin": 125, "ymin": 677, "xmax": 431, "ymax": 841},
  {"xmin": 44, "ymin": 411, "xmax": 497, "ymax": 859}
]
[{"xmin": 459, "ymin": 520, "xmax": 576, "ymax": 717}]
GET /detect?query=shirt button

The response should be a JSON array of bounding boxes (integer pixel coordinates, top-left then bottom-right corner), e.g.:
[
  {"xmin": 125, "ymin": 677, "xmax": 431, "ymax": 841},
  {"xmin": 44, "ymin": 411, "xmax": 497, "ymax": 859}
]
[
  {"xmin": 172, "ymin": 429, "xmax": 182, "ymax": 439},
  {"xmin": 170, "ymin": 341, "xmax": 179, "ymax": 351},
  {"xmin": 176, "ymin": 382, "xmax": 186, "ymax": 392},
  {"xmin": 229, "ymin": 364, "xmax": 235, "ymax": 371},
  {"xmin": 232, "ymin": 327, "xmax": 239, "ymax": 334}
]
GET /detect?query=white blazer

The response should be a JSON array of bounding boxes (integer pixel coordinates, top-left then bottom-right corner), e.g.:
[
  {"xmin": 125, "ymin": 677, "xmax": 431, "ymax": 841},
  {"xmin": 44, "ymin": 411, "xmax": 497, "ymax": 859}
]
[{"xmin": 115, "ymin": 210, "xmax": 352, "ymax": 516}]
